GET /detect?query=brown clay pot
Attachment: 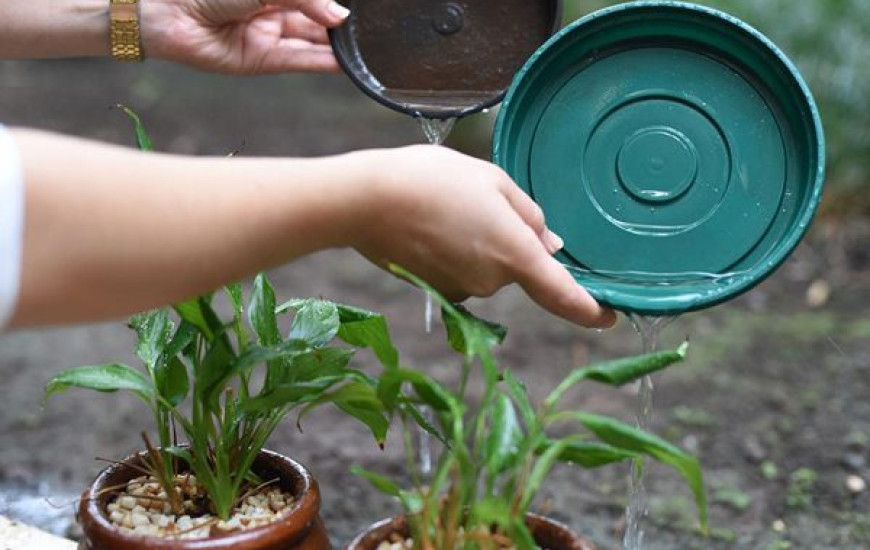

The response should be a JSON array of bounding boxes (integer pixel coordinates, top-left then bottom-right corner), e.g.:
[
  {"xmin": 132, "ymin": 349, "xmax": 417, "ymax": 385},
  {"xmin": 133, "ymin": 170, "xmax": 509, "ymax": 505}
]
[
  {"xmin": 346, "ymin": 513, "xmax": 596, "ymax": 550},
  {"xmin": 78, "ymin": 449, "xmax": 330, "ymax": 550}
]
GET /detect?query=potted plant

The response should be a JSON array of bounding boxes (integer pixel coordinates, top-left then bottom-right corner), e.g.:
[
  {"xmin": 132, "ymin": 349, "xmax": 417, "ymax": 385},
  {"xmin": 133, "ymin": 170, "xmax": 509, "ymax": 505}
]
[
  {"xmin": 47, "ymin": 274, "xmax": 403, "ymax": 549},
  {"xmin": 348, "ymin": 270, "xmax": 709, "ymax": 550},
  {"xmin": 45, "ymin": 111, "xmax": 403, "ymax": 549}
]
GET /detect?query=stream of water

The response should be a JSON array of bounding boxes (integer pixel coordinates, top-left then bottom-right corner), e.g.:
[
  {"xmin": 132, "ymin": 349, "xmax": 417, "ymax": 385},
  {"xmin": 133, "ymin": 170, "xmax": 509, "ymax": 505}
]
[
  {"xmin": 419, "ymin": 117, "xmax": 456, "ymax": 146},
  {"xmin": 623, "ymin": 315, "xmax": 677, "ymax": 550},
  {"xmin": 415, "ymin": 116, "xmax": 457, "ymax": 475}
]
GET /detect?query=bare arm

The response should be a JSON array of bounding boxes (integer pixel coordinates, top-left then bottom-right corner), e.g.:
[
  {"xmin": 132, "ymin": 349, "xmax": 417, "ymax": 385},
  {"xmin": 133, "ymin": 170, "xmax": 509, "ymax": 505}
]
[
  {"xmin": 0, "ymin": 0, "xmax": 109, "ymax": 58},
  {"xmin": 10, "ymin": 130, "xmax": 616, "ymax": 329}
]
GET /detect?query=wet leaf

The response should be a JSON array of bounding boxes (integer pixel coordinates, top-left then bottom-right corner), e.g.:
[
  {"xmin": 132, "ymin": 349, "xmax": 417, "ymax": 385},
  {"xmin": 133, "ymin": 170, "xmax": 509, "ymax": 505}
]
[
  {"xmin": 537, "ymin": 439, "xmax": 639, "ymax": 468},
  {"xmin": 545, "ymin": 342, "xmax": 688, "ymax": 408},
  {"xmin": 156, "ymin": 357, "xmax": 189, "ymax": 407},
  {"xmin": 173, "ymin": 296, "xmax": 222, "ymax": 342},
  {"xmin": 243, "ymin": 376, "xmax": 346, "ymax": 412},
  {"xmin": 115, "ymin": 104, "xmax": 153, "ymax": 152},
  {"xmin": 249, "ymin": 274, "xmax": 280, "ymax": 346},
  {"xmin": 555, "ymin": 411, "xmax": 707, "ymax": 530},
  {"xmin": 502, "ymin": 370, "xmax": 536, "ymax": 429},
  {"xmin": 45, "ymin": 364, "xmax": 153, "ymax": 402},
  {"xmin": 298, "ymin": 381, "xmax": 389, "ymax": 445},
  {"xmin": 485, "ymin": 394, "xmax": 522, "ymax": 476},
  {"xmin": 129, "ymin": 309, "xmax": 171, "ymax": 370},
  {"xmin": 289, "ymin": 299, "xmax": 340, "ymax": 348},
  {"xmin": 336, "ymin": 304, "xmax": 398, "ymax": 369},
  {"xmin": 519, "ymin": 437, "xmax": 579, "ymax": 511}
]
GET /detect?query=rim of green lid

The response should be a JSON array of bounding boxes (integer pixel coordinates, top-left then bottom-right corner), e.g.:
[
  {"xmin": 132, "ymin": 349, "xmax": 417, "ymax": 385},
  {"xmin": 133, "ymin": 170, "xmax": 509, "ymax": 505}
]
[{"xmin": 492, "ymin": 1, "xmax": 826, "ymax": 316}]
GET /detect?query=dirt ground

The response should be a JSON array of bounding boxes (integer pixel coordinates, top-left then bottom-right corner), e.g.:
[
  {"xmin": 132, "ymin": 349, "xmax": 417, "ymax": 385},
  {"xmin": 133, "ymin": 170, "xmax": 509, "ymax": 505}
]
[{"xmin": 0, "ymin": 59, "xmax": 868, "ymax": 550}]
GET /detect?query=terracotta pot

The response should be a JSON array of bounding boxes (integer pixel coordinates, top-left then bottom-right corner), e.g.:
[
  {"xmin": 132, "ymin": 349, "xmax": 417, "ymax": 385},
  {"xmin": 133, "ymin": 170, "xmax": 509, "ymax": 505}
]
[
  {"xmin": 78, "ymin": 449, "xmax": 330, "ymax": 550},
  {"xmin": 346, "ymin": 513, "xmax": 596, "ymax": 550}
]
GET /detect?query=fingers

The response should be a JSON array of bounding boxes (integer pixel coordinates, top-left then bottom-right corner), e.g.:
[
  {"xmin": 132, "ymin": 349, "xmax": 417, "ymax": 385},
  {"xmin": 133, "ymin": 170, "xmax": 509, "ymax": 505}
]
[
  {"xmin": 269, "ymin": 0, "xmax": 350, "ymax": 28},
  {"xmin": 281, "ymin": 12, "xmax": 330, "ymax": 43},
  {"xmin": 500, "ymin": 179, "xmax": 564, "ymax": 255},
  {"xmin": 515, "ymin": 248, "xmax": 617, "ymax": 329},
  {"xmin": 262, "ymin": 41, "xmax": 340, "ymax": 73}
]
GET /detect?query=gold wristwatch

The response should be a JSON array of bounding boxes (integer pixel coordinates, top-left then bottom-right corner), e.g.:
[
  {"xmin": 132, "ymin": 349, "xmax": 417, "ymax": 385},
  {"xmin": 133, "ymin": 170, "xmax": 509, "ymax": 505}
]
[{"xmin": 110, "ymin": 0, "xmax": 143, "ymax": 62}]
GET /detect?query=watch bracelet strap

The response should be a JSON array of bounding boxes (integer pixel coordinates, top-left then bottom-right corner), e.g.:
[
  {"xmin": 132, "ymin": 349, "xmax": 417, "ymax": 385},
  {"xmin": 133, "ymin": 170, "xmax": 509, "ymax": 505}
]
[{"xmin": 110, "ymin": 0, "xmax": 144, "ymax": 62}]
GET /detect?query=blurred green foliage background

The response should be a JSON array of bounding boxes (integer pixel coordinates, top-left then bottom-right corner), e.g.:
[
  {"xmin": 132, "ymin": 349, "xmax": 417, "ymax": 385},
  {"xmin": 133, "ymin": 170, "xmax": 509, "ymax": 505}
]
[{"xmin": 458, "ymin": 1, "xmax": 869, "ymax": 219}]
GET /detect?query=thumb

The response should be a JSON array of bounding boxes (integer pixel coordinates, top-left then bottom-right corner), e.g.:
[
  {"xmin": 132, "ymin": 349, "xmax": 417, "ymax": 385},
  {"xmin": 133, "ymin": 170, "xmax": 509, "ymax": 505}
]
[{"xmin": 515, "ymin": 250, "xmax": 617, "ymax": 329}]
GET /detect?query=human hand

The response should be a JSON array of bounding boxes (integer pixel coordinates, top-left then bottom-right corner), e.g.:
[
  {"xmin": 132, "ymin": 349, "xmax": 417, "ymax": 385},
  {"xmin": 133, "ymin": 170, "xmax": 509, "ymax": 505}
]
[
  {"xmin": 348, "ymin": 145, "xmax": 617, "ymax": 329},
  {"xmin": 141, "ymin": 0, "xmax": 349, "ymax": 74}
]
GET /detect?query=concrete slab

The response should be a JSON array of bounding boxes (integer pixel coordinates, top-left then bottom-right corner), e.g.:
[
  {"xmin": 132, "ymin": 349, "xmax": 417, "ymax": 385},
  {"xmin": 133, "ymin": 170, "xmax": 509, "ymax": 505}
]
[{"xmin": 0, "ymin": 515, "xmax": 76, "ymax": 550}]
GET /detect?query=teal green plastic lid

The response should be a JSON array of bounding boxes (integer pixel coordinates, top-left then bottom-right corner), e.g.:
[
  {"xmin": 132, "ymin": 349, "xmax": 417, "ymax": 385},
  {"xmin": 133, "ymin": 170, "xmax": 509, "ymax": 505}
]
[{"xmin": 493, "ymin": 1, "xmax": 825, "ymax": 315}]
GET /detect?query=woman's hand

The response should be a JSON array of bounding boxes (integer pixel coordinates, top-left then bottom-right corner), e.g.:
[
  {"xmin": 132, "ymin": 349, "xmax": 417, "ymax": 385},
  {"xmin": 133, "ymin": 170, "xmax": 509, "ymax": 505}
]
[
  {"xmin": 347, "ymin": 145, "xmax": 617, "ymax": 329},
  {"xmin": 142, "ymin": 0, "xmax": 349, "ymax": 74}
]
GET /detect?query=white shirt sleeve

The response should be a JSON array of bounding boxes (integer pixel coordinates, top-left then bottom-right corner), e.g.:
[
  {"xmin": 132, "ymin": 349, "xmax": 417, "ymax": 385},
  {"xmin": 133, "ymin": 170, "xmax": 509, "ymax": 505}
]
[{"xmin": 0, "ymin": 125, "xmax": 24, "ymax": 330}]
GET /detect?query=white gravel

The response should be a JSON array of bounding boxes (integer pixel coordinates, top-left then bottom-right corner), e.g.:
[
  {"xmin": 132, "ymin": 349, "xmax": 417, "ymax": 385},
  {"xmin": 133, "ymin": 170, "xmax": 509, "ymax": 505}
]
[{"xmin": 105, "ymin": 474, "xmax": 294, "ymax": 539}]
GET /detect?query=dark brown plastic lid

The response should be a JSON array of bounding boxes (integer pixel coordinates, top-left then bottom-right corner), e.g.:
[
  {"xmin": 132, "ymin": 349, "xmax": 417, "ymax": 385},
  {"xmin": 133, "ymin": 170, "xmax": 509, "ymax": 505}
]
[{"xmin": 329, "ymin": 0, "xmax": 563, "ymax": 119}]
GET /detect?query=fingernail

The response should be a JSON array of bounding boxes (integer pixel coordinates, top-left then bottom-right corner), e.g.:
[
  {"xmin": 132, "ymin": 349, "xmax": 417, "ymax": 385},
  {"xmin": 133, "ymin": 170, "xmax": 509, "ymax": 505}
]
[
  {"xmin": 547, "ymin": 230, "xmax": 565, "ymax": 252},
  {"xmin": 328, "ymin": 1, "xmax": 351, "ymax": 19}
]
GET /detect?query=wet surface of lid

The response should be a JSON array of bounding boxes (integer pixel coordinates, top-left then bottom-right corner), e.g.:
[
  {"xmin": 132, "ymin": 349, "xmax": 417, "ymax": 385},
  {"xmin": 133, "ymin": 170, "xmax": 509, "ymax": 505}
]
[
  {"xmin": 493, "ymin": 2, "xmax": 825, "ymax": 315},
  {"xmin": 329, "ymin": 0, "xmax": 562, "ymax": 119}
]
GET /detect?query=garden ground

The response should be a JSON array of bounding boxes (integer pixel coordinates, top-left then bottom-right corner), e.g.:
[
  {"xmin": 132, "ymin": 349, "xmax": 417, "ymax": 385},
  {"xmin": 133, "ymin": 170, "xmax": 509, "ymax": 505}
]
[{"xmin": 0, "ymin": 58, "xmax": 867, "ymax": 550}]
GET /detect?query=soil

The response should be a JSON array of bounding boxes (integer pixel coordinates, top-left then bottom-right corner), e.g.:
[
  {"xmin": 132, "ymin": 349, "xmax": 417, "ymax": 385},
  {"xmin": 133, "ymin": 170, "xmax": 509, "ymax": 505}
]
[{"xmin": 1, "ymin": 58, "xmax": 868, "ymax": 550}]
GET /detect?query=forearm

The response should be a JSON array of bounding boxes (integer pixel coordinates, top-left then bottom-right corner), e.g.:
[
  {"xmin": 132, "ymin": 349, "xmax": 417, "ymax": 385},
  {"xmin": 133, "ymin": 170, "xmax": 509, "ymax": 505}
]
[
  {"xmin": 10, "ymin": 129, "xmax": 373, "ymax": 326},
  {"xmin": 0, "ymin": 0, "xmax": 110, "ymax": 59}
]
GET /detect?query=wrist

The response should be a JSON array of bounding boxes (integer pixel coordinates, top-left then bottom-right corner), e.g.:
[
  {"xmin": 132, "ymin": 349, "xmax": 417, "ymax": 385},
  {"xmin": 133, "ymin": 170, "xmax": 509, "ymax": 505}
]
[
  {"xmin": 324, "ymin": 150, "xmax": 392, "ymax": 250},
  {"xmin": 0, "ymin": 0, "xmax": 110, "ymax": 58},
  {"xmin": 137, "ymin": 0, "xmax": 170, "ymax": 61}
]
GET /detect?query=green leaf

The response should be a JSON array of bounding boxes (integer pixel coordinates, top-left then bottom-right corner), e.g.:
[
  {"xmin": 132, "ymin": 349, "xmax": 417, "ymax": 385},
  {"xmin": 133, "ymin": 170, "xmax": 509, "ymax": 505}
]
[
  {"xmin": 559, "ymin": 412, "xmax": 707, "ymax": 530},
  {"xmin": 199, "ymin": 339, "xmax": 307, "ymax": 404},
  {"xmin": 45, "ymin": 364, "xmax": 153, "ymax": 402},
  {"xmin": 443, "ymin": 303, "xmax": 507, "ymax": 356},
  {"xmin": 289, "ymin": 299, "xmax": 340, "ymax": 348},
  {"xmin": 298, "ymin": 381, "xmax": 389, "ymax": 445},
  {"xmin": 115, "ymin": 104, "xmax": 154, "ymax": 152},
  {"xmin": 485, "ymin": 394, "xmax": 522, "ymax": 476},
  {"xmin": 269, "ymin": 347, "xmax": 355, "ymax": 387},
  {"xmin": 502, "ymin": 370, "xmax": 536, "ymax": 430},
  {"xmin": 519, "ymin": 436, "xmax": 581, "ymax": 511},
  {"xmin": 398, "ymin": 490, "xmax": 424, "ymax": 515},
  {"xmin": 242, "ymin": 376, "xmax": 346, "ymax": 413},
  {"xmin": 401, "ymin": 401, "xmax": 448, "ymax": 447},
  {"xmin": 163, "ymin": 446, "xmax": 192, "ymax": 464},
  {"xmin": 225, "ymin": 283, "xmax": 243, "ymax": 314},
  {"xmin": 388, "ymin": 265, "xmax": 506, "ymax": 360},
  {"xmin": 470, "ymin": 497, "xmax": 512, "ymax": 530},
  {"xmin": 249, "ymin": 274, "xmax": 280, "ymax": 346},
  {"xmin": 350, "ymin": 465, "xmax": 401, "ymax": 497},
  {"xmin": 508, "ymin": 517, "xmax": 537, "ymax": 550},
  {"xmin": 129, "ymin": 309, "xmax": 171, "ymax": 370},
  {"xmin": 173, "ymin": 296, "xmax": 222, "ymax": 342},
  {"xmin": 545, "ymin": 343, "xmax": 688, "ymax": 408},
  {"xmin": 165, "ymin": 321, "xmax": 196, "ymax": 359},
  {"xmin": 537, "ymin": 439, "xmax": 639, "ymax": 468},
  {"xmin": 337, "ymin": 401, "xmax": 390, "ymax": 447},
  {"xmin": 377, "ymin": 368, "xmax": 454, "ymax": 413},
  {"xmin": 336, "ymin": 304, "xmax": 399, "ymax": 369},
  {"xmin": 155, "ymin": 357, "xmax": 189, "ymax": 407}
]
